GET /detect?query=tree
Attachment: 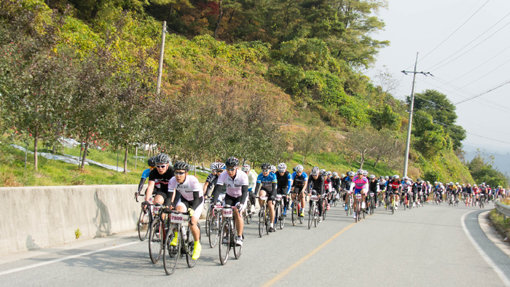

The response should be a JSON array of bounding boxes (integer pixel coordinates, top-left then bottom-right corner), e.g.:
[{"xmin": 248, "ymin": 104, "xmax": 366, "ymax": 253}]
[
  {"xmin": 369, "ymin": 104, "xmax": 400, "ymax": 131},
  {"xmin": 343, "ymin": 126, "xmax": 379, "ymax": 169},
  {"xmin": 468, "ymin": 153, "xmax": 508, "ymax": 187}
]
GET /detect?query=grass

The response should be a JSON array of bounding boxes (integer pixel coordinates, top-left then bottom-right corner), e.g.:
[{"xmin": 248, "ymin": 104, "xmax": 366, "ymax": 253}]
[
  {"xmin": 489, "ymin": 204, "xmax": 510, "ymax": 240},
  {"xmin": 0, "ymin": 138, "xmax": 208, "ymax": 187}
]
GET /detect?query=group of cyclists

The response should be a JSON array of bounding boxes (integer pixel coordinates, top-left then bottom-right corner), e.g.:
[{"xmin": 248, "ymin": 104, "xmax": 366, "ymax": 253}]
[{"xmin": 136, "ymin": 153, "xmax": 508, "ymax": 273}]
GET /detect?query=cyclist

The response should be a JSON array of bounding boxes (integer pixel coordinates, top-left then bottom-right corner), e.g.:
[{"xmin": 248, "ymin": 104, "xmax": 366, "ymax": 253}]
[
  {"xmin": 387, "ymin": 175, "xmax": 401, "ymax": 209},
  {"xmin": 378, "ymin": 176, "xmax": 387, "ymax": 206},
  {"xmin": 215, "ymin": 157, "xmax": 249, "ymax": 246},
  {"xmin": 342, "ymin": 171, "xmax": 354, "ymax": 204},
  {"xmin": 204, "ymin": 162, "xmax": 224, "ymax": 199},
  {"xmin": 136, "ymin": 156, "xmax": 155, "ymax": 197},
  {"xmin": 352, "ymin": 169, "xmax": 368, "ymax": 218},
  {"xmin": 255, "ymin": 163, "xmax": 278, "ymax": 232},
  {"xmin": 323, "ymin": 171, "xmax": 333, "ymax": 209},
  {"xmin": 144, "ymin": 153, "xmax": 175, "ymax": 206},
  {"xmin": 209, "ymin": 162, "xmax": 227, "ymax": 204},
  {"xmin": 167, "ymin": 161, "xmax": 203, "ymax": 260},
  {"xmin": 368, "ymin": 175, "xmax": 378, "ymax": 209},
  {"xmin": 291, "ymin": 164, "xmax": 308, "ymax": 217},
  {"xmin": 242, "ymin": 163, "xmax": 258, "ymax": 214},
  {"xmin": 331, "ymin": 172, "xmax": 341, "ymax": 204},
  {"xmin": 275, "ymin": 163, "xmax": 292, "ymax": 216},
  {"xmin": 308, "ymin": 167, "xmax": 325, "ymax": 221}
]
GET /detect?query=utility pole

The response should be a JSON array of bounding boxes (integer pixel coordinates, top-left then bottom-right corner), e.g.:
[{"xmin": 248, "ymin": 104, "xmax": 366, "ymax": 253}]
[
  {"xmin": 156, "ymin": 21, "xmax": 166, "ymax": 95},
  {"xmin": 401, "ymin": 52, "xmax": 433, "ymax": 178}
]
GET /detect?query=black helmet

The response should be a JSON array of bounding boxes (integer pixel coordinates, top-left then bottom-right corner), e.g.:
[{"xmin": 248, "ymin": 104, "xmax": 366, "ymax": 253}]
[
  {"xmin": 261, "ymin": 163, "xmax": 271, "ymax": 170},
  {"xmin": 154, "ymin": 153, "xmax": 170, "ymax": 164},
  {"xmin": 147, "ymin": 157, "xmax": 156, "ymax": 167},
  {"xmin": 225, "ymin": 156, "xmax": 239, "ymax": 168},
  {"xmin": 173, "ymin": 161, "xmax": 189, "ymax": 171}
]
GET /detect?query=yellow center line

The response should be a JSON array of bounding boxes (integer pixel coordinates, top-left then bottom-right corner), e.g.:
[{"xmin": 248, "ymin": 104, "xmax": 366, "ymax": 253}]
[{"xmin": 262, "ymin": 223, "xmax": 356, "ymax": 287}]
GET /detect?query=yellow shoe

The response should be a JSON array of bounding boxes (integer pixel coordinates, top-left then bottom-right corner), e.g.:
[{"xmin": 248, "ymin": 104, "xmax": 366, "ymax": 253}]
[
  {"xmin": 192, "ymin": 241, "xmax": 201, "ymax": 260},
  {"xmin": 170, "ymin": 231, "xmax": 178, "ymax": 246}
]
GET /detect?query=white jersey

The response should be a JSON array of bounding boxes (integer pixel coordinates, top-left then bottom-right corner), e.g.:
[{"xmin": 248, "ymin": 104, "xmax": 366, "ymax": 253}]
[
  {"xmin": 168, "ymin": 175, "xmax": 202, "ymax": 202},
  {"xmin": 216, "ymin": 169, "xmax": 249, "ymax": 198}
]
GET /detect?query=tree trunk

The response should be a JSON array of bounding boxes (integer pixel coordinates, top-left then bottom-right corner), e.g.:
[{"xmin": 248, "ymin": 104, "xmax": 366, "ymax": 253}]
[
  {"xmin": 373, "ymin": 155, "xmax": 381, "ymax": 168},
  {"xmin": 33, "ymin": 132, "xmax": 38, "ymax": 171},
  {"xmin": 81, "ymin": 139, "xmax": 89, "ymax": 170},
  {"xmin": 214, "ymin": 0, "xmax": 224, "ymax": 39},
  {"xmin": 123, "ymin": 145, "xmax": 128, "ymax": 174}
]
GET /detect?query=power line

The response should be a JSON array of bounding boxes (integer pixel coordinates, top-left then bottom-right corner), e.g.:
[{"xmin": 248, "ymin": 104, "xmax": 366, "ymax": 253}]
[
  {"xmin": 420, "ymin": 0, "xmax": 491, "ymax": 63},
  {"xmin": 461, "ymin": 57, "xmax": 510, "ymax": 88},
  {"xmin": 425, "ymin": 10, "xmax": 510, "ymax": 71},
  {"xmin": 454, "ymin": 79, "xmax": 510, "ymax": 105}
]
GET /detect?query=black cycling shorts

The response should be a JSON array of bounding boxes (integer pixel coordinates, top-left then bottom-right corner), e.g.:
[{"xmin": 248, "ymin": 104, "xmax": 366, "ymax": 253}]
[
  {"xmin": 292, "ymin": 185, "xmax": 305, "ymax": 193},
  {"xmin": 155, "ymin": 191, "xmax": 174, "ymax": 206},
  {"xmin": 225, "ymin": 194, "xmax": 247, "ymax": 208},
  {"xmin": 259, "ymin": 186, "xmax": 276, "ymax": 201}
]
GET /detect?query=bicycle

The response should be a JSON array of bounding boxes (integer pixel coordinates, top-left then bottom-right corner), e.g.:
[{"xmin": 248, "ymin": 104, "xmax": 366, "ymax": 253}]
[
  {"xmin": 162, "ymin": 209, "xmax": 201, "ymax": 275},
  {"xmin": 274, "ymin": 194, "xmax": 286, "ymax": 230},
  {"xmin": 290, "ymin": 194, "xmax": 303, "ymax": 226},
  {"xmin": 367, "ymin": 192, "xmax": 375, "ymax": 215},
  {"xmin": 148, "ymin": 205, "xmax": 164, "ymax": 264},
  {"xmin": 138, "ymin": 201, "xmax": 158, "ymax": 241},
  {"xmin": 308, "ymin": 192, "xmax": 320, "ymax": 229},
  {"xmin": 345, "ymin": 192, "xmax": 353, "ymax": 217},
  {"xmin": 243, "ymin": 200, "xmax": 252, "ymax": 224},
  {"xmin": 206, "ymin": 201, "xmax": 223, "ymax": 248},
  {"xmin": 258, "ymin": 196, "xmax": 270, "ymax": 237},
  {"xmin": 219, "ymin": 205, "xmax": 242, "ymax": 265}
]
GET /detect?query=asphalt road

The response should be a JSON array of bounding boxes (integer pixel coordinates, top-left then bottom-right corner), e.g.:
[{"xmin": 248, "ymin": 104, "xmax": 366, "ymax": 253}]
[{"xmin": 1, "ymin": 203, "xmax": 509, "ymax": 287}]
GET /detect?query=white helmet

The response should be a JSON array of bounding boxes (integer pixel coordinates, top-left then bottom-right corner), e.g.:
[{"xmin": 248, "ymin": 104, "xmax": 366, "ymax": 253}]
[
  {"xmin": 295, "ymin": 165, "xmax": 304, "ymax": 173},
  {"xmin": 277, "ymin": 163, "xmax": 287, "ymax": 172},
  {"xmin": 241, "ymin": 164, "xmax": 250, "ymax": 172},
  {"xmin": 270, "ymin": 165, "xmax": 277, "ymax": 173}
]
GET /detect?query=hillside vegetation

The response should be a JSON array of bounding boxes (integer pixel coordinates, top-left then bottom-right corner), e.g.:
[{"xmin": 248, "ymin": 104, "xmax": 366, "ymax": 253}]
[{"xmin": 0, "ymin": 0, "xmax": 495, "ymax": 186}]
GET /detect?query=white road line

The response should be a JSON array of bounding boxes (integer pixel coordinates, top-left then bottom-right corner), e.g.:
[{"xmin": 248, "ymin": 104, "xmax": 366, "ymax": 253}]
[
  {"xmin": 461, "ymin": 211, "xmax": 510, "ymax": 287},
  {"xmin": 0, "ymin": 241, "xmax": 139, "ymax": 277}
]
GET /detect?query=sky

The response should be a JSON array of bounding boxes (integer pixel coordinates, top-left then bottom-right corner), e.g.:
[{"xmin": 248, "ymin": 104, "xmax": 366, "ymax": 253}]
[{"xmin": 367, "ymin": 0, "xmax": 510, "ymax": 155}]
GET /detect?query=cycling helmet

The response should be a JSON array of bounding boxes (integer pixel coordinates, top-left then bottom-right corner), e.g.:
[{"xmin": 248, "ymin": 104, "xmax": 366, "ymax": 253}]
[
  {"xmin": 347, "ymin": 171, "xmax": 354, "ymax": 177},
  {"xmin": 385, "ymin": 176, "xmax": 389, "ymax": 180},
  {"xmin": 369, "ymin": 174, "xmax": 375, "ymax": 179},
  {"xmin": 241, "ymin": 164, "xmax": 250, "ymax": 172},
  {"xmin": 173, "ymin": 161, "xmax": 189, "ymax": 171},
  {"xmin": 261, "ymin": 163, "xmax": 271, "ymax": 171},
  {"xmin": 362, "ymin": 170, "xmax": 368, "ymax": 176},
  {"xmin": 277, "ymin": 163, "xmax": 287, "ymax": 172},
  {"xmin": 147, "ymin": 157, "xmax": 156, "ymax": 167},
  {"xmin": 393, "ymin": 175, "xmax": 400, "ymax": 180},
  {"xmin": 321, "ymin": 170, "xmax": 327, "ymax": 176},
  {"xmin": 270, "ymin": 165, "xmax": 277, "ymax": 173},
  {"xmin": 311, "ymin": 167, "xmax": 320, "ymax": 176},
  {"xmin": 341, "ymin": 173, "xmax": 346, "ymax": 178},
  {"xmin": 154, "ymin": 153, "xmax": 170, "ymax": 164},
  {"xmin": 327, "ymin": 171, "xmax": 332, "ymax": 176},
  {"xmin": 357, "ymin": 169, "xmax": 363, "ymax": 175},
  {"xmin": 295, "ymin": 164, "xmax": 304, "ymax": 173},
  {"xmin": 210, "ymin": 162, "xmax": 219, "ymax": 170},
  {"xmin": 333, "ymin": 172, "xmax": 338, "ymax": 177},
  {"xmin": 225, "ymin": 157, "xmax": 239, "ymax": 168},
  {"xmin": 217, "ymin": 162, "xmax": 225, "ymax": 170}
]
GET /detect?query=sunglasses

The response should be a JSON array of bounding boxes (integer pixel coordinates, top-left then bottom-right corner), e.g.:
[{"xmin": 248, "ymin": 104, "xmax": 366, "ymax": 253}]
[
  {"xmin": 262, "ymin": 169, "xmax": 270, "ymax": 173},
  {"xmin": 175, "ymin": 171, "xmax": 186, "ymax": 175},
  {"xmin": 215, "ymin": 169, "xmax": 224, "ymax": 173},
  {"xmin": 156, "ymin": 165, "xmax": 166, "ymax": 168},
  {"xmin": 226, "ymin": 168, "xmax": 236, "ymax": 171}
]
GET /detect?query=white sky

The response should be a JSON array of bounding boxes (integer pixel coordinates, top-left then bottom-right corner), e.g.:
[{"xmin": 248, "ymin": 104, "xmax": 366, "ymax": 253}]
[{"xmin": 368, "ymin": 0, "xmax": 510, "ymax": 154}]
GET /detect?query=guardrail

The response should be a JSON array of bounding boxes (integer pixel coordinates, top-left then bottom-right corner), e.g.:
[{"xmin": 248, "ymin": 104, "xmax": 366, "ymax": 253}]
[{"xmin": 495, "ymin": 200, "xmax": 510, "ymax": 220}]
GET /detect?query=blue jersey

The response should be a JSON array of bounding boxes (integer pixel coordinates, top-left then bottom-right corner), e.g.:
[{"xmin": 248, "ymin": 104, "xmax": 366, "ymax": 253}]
[
  {"xmin": 141, "ymin": 168, "xmax": 151, "ymax": 179},
  {"xmin": 257, "ymin": 172, "xmax": 277, "ymax": 189},
  {"xmin": 291, "ymin": 172, "xmax": 308, "ymax": 187}
]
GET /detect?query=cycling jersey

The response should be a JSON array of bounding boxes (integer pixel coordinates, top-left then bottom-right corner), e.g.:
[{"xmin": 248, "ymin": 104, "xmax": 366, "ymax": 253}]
[
  {"xmin": 276, "ymin": 171, "xmax": 292, "ymax": 194},
  {"xmin": 148, "ymin": 167, "xmax": 174, "ymax": 192},
  {"xmin": 331, "ymin": 177, "xmax": 341, "ymax": 191},
  {"xmin": 141, "ymin": 168, "xmax": 151, "ymax": 179},
  {"xmin": 352, "ymin": 176, "xmax": 368, "ymax": 194},
  {"xmin": 205, "ymin": 173, "xmax": 219, "ymax": 186},
  {"xmin": 369, "ymin": 179, "xmax": 378, "ymax": 192},
  {"xmin": 342, "ymin": 176, "xmax": 353, "ymax": 190},
  {"xmin": 257, "ymin": 172, "xmax": 277, "ymax": 191},
  {"xmin": 168, "ymin": 175, "xmax": 203, "ymax": 210},
  {"xmin": 216, "ymin": 170, "xmax": 249, "ymax": 198},
  {"xmin": 388, "ymin": 180, "xmax": 401, "ymax": 192},
  {"xmin": 291, "ymin": 171, "xmax": 308, "ymax": 188},
  {"xmin": 247, "ymin": 169, "xmax": 258, "ymax": 192},
  {"xmin": 308, "ymin": 175, "xmax": 325, "ymax": 195}
]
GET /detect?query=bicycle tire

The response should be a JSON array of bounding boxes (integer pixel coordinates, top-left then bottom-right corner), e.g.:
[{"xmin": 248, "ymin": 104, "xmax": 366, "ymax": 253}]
[
  {"xmin": 148, "ymin": 219, "xmax": 163, "ymax": 264},
  {"xmin": 219, "ymin": 220, "xmax": 231, "ymax": 265},
  {"xmin": 291, "ymin": 203, "xmax": 296, "ymax": 226},
  {"xmin": 274, "ymin": 202, "xmax": 280, "ymax": 229},
  {"xmin": 185, "ymin": 226, "xmax": 197, "ymax": 268},
  {"xmin": 279, "ymin": 204, "xmax": 285, "ymax": 230},
  {"xmin": 205, "ymin": 208, "xmax": 212, "ymax": 237},
  {"xmin": 137, "ymin": 209, "xmax": 150, "ymax": 241},
  {"xmin": 258, "ymin": 207, "xmax": 265, "ymax": 238},
  {"xmin": 208, "ymin": 212, "xmax": 220, "ymax": 248},
  {"xmin": 233, "ymin": 223, "xmax": 242, "ymax": 259},
  {"xmin": 163, "ymin": 226, "xmax": 180, "ymax": 275},
  {"xmin": 308, "ymin": 203, "xmax": 313, "ymax": 229}
]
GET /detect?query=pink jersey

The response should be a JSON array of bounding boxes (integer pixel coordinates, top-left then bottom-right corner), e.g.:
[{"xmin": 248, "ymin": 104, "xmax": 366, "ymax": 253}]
[
  {"xmin": 216, "ymin": 169, "xmax": 249, "ymax": 198},
  {"xmin": 168, "ymin": 175, "xmax": 202, "ymax": 201},
  {"xmin": 353, "ymin": 176, "xmax": 368, "ymax": 190}
]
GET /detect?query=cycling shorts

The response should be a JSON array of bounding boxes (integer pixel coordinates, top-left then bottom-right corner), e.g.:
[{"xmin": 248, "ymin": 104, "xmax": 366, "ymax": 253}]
[
  {"xmin": 354, "ymin": 188, "xmax": 363, "ymax": 195},
  {"xmin": 155, "ymin": 191, "xmax": 173, "ymax": 206},
  {"xmin": 277, "ymin": 187, "xmax": 288, "ymax": 195},
  {"xmin": 175, "ymin": 197, "xmax": 204, "ymax": 220},
  {"xmin": 292, "ymin": 186, "xmax": 305, "ymax": 193},
  {"xmin": 224, "ymin": 194, "xmax": 248, "ymax": 212},
  {"xmin": 259, "ymin": 186, "xmax": 276, "ymax": 201}
]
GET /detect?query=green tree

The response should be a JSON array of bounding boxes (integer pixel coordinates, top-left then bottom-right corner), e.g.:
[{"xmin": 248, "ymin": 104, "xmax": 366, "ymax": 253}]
[{"xmin": 468, "ymin": 154, "xmax": 508, "ymax": 187}]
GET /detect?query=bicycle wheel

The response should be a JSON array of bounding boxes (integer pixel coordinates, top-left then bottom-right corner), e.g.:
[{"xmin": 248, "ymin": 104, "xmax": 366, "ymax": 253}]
[
  {"xmin": 163, "ymin": 227, "xmax": 180, "ymax": 275},
  {"xmin": 219, "ymin": 220, "xmax": 231, "ymax": 265},
  {"xmin": 314, "ymin": 207, "xmax": 318, "ymax": 228},
  {"xmin": 274, "ymin": 202, "xmax": 280, "ymax": 229},
  {"xmin": 205, "ymin": 208, "xmax": 212, "ymax": 237},
  {"xmin": 279, "ymin": 204, "xmax": 285, "ymax": 230},
  {"xmin": 148, "ymin": 219, "xmax": 163, "ymax": 264},
  {"xmin": 233, "ymin": 223, "xmax": 242, "ymax": 260},
  {"xmin": 185, "ymin": 226, "xmax": 197, "ymax": 268},
  {"xmin": 209, "ymin": 212, "xmax": 220, "ymax": 248},
  {"xmin": 258, "ymin": 207, "xmax": 265, "ymax": 238},
  {"xmin": 308, "ymin": 203, "xmax": 313, "ymax": 230},
  {"xmin": 137, "ymin": 209, "xmax": 150, "ymax": 241},
  {"xmin": 291, "ymin": 202, "xmax": 296, "ymax": 226},
  {"xmin": 322, "ymin": 202, "xmax": 327, "ymax": 221}
]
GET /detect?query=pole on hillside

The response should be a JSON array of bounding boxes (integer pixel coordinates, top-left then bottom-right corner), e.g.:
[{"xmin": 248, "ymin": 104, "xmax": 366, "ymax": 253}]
[
  {"xmin": 156, "ymin": 21, "xmax": 166, "ymax": 95},
  {"xmin": 401, "ymin": 52, "xmax": 433, "ymax": 178}
]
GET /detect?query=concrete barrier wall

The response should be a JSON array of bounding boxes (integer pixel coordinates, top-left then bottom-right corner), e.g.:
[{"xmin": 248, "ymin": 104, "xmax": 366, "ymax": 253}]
[{"xmin": 0, "ymin": 185, "xmax": 141, "ymax": 256}]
